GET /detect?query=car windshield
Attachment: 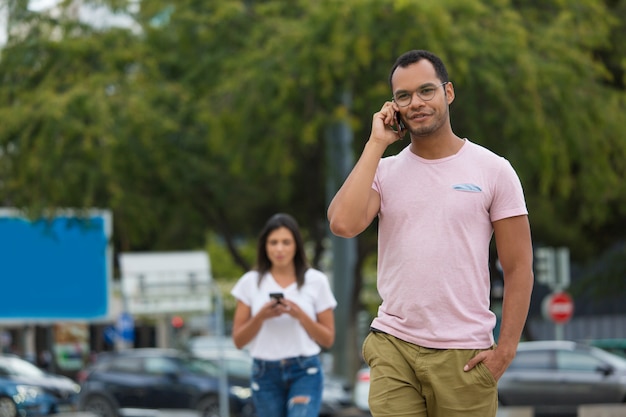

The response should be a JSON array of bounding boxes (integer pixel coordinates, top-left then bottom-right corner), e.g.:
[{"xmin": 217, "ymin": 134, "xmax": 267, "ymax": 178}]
[
  {"xmin": 179, "ymin": 357, "xmax": 221, "ymax": 376},
  {"xmin": 188, "ymin": 336, "xmax": 237, "ymax": 352},
  {"xmin": 184, "ymin": 356, "xmax": 252, "ymax": 379},
  {"xmin": 220, "ymin": 357, "xmax": 252, "ymax": 378},
  {"xmin": 0, "ymin": 357, "xmax": 46, "ymax": 377},
  {"xmin": 187, "ymin": 336, "xmax": 252, "ymax": 378},
  {"xmin": 591, "ymin": 346, "xmax": 626, "ymax": 370}
]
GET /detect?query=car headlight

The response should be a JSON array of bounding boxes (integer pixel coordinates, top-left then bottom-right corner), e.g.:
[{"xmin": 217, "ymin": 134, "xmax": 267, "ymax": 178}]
[
  {"xmin": 229, "ymin": 386, "xmax": 252, "ymax": 400},
  {"xmin": 13, "ymin": 385, "xmax": 45, "ymax": 404}
]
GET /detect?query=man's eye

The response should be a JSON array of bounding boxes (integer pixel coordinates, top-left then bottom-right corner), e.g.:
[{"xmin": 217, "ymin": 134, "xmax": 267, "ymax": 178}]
[
  {"xmin": 420, "ymin": 87, "xmax": 436, "ymax": 95},
  {"xmin": 395, "ymin": 93, "xmax": 410, "ymax": 101}
]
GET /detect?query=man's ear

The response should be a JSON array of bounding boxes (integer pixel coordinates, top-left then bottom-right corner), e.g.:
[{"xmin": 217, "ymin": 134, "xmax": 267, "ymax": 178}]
[{"xmin": 445, "ymin": 82, "xmax": 455, "ymax": 105}]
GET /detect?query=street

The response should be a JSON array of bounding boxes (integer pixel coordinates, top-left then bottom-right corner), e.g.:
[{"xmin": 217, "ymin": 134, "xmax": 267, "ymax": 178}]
[
  {"xmin": 57, "ymin": 410, "xmax": 372, "ymax": 417},
  {"xmin": 333, "ymin": 407, "xmax": 371, "ymax": 417}
]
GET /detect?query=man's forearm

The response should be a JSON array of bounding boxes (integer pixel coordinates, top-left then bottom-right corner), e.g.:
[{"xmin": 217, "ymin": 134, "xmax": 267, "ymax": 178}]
[{"xmin": 497, "ymin": 271, "xmax": 534, "ymax": 358}]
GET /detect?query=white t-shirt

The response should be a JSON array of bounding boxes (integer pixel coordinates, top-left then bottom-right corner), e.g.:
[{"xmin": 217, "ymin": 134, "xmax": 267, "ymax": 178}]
[
  {"xmin": 231, "ymin": 268, "xmax": 337, "ymax": 360},
  {"xmin": 371, "ymin": 139, "xmax": 528, "ymax": 349}
]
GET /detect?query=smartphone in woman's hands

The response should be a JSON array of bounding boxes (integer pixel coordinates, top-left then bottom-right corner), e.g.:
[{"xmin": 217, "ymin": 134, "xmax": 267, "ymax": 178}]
[{"xmin": 269, "ymin": 292, "xmax": 284, "ymax": 305}]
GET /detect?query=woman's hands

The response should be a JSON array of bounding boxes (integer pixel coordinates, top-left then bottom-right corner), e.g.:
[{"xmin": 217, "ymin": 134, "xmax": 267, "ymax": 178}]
[
  {"xmin": 268, "ymin": 298, "xmax": 302, "ymax": 320},
  {"xmin": 270, "ymin": 298, "xmax": 335, "ymax": 348}
]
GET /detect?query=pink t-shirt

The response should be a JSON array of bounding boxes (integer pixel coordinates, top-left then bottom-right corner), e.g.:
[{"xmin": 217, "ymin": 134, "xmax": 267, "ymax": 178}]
[{"xmin": 371, "ymin": 139, "xmax": 528, "ymax": 349}]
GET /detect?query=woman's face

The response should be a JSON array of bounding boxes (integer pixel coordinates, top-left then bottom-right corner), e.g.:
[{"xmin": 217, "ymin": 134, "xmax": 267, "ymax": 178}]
[{"xmin": 266, "ymin": 226, "xmax": 296, "ymax": 268}]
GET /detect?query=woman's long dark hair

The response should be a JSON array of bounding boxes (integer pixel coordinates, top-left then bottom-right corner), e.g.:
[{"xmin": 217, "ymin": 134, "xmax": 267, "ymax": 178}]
[{"xmin": 255, "ymin": 213, "xmax": 309, "ymax": 288}]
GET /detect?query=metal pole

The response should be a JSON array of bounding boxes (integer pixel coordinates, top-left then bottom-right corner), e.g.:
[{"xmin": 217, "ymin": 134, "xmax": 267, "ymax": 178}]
[
  {"xmin": 209, "ymin": 281, "xmax": 229, "ymax": 417},
  {"xmin": 555, "ymin": 324, "xmax": 564, "ymax": 341},
  {"xmin": 325, "ymin": 90, "xmax": 357, "ymax": 381}
]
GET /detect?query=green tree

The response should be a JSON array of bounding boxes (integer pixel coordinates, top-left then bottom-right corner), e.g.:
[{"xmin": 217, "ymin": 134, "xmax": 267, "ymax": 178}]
[{"xmin": 1, "ymin": 0, "xmax": 625, "ymax": 378}]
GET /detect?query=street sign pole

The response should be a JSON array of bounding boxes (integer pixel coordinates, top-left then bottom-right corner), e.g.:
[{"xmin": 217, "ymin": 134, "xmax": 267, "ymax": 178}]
[
  {"xmin": 555, "ymin": 323, "xmax": 564, "ymax": 341},
  {"xmin": 209, "ymin": 281, "xmax": 229, "ymax": 417},
  {"xmin": 535, "ymin": 246, "xmax": 573, "ymax": 340},
  {"xmin": 325, "ymin": 90, "xmax": 357, "ymax": 382}
]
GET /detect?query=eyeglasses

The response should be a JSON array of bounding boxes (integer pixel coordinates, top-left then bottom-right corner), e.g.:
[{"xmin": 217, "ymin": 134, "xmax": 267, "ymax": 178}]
[{"xmin": 392, "ymin": 82, "xmax": 448, "ymax": 107}]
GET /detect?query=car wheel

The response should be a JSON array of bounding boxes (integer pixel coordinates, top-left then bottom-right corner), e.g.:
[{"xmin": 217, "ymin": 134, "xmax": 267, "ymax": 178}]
[
  {"xmin": 0, "ymin": 397, "xmax": 17, "ymax": 417},
  {"xmin": 196, "ymin": 396, "xmax": 221, "ymax": 417},
  {"xmin": 82, "ymin": 395, "xmax": 118, "ymax": 417}
]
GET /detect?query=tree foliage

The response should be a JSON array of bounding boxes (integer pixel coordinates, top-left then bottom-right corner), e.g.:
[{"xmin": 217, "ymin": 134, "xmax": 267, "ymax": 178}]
[{"xmin": 1, "ymin": 0, "xmax": 625, "ymax": 304}]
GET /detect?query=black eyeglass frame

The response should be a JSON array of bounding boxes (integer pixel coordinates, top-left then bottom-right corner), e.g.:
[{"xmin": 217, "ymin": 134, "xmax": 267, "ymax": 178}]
[{"xmin": 392, "ymin": 82, "xmax": 449, "ymax": 107}]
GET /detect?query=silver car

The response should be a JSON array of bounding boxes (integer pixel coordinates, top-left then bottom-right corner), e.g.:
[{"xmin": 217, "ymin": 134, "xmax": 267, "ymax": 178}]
[
  {"xmin": 353, "ymin": 340, "xmax": 626, "ymax": 416},
  {"xmin": 498, "ymin": 340, "xmax": 626, "ymax": 416}
]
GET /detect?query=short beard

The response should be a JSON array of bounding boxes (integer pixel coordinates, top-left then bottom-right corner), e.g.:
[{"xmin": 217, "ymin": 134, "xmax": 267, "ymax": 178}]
[{"xmin": 408, "ymin": 105, "xmax": 449, "ymax": 138}]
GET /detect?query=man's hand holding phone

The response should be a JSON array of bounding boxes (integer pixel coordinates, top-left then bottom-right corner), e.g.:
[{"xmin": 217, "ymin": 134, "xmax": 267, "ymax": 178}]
[
  {"xmin": 395, "ymin": 111, "xmax": 406, "ymax": 137},
  {"xmin": 371, "ymin": 102, "xmax": 406, "ymax": 147}
]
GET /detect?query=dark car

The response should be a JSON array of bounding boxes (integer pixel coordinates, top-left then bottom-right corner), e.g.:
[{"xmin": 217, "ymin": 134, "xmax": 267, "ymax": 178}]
[
  {"xmin": 77, "ymin": 348, "xmax": 255, "ymax": 417},
  {"xmin": 186, "ymin": 336, "xmax": 352, "ymax": 416},
  {"xmin": 0, "ymin": 354, "xmax": 81, "ymax": 417},
  {"xmin": 498, "ymin": 340, "xmax": 626, "ymax": 416},
  {"xmin": 186, "ymin": 336, "xmax": 253, "ymax": 380}
]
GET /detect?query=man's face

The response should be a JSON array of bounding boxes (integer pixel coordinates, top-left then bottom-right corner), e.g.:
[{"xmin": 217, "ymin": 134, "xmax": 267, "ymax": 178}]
[{"xmin": 391, "ymin": 60, "xmax": 454, "ymax": 138}]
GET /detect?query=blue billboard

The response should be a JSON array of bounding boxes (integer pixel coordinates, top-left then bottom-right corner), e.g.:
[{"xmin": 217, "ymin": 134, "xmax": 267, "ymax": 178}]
[{"xmin": 0, "ymin": 209, "xmax": 111, "ymax": 321}]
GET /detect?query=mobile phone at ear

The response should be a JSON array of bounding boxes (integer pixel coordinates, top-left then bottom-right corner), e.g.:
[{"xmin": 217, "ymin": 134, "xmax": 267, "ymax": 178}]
[
  {"xmin": 395, "ymin": 112, "xmax": 406, "ymax": 133},
  {"xmin": 269, "ymin": 292, "xmax": 284, "ymax": 304}
]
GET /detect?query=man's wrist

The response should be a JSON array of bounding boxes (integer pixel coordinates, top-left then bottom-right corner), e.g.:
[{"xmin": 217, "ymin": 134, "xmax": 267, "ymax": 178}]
[
  {"xmin": 495, "ymin": 341, "xmax": 519, "ymax": 361},
  {"xmin": 365, "ymin": 137, "xmax": 389, "ymax": 154}
]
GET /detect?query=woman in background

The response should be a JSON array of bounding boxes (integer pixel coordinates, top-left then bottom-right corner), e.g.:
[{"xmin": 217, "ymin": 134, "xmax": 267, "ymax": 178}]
[{"xmin": 231, "ymin": 213, "xmax": 336, "ymax": 417}]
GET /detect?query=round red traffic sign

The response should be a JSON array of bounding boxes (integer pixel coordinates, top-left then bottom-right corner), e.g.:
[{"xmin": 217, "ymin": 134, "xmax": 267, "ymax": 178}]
[{"xmin": 543, "ymin": 292, "xmax": 574, "ymax": 324}]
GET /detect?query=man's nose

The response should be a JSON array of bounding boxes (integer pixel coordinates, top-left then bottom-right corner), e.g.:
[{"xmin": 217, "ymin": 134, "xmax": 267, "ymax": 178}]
[{"xmin": 409, "ymin": 91, "xmax": 426, "ymax": 106}]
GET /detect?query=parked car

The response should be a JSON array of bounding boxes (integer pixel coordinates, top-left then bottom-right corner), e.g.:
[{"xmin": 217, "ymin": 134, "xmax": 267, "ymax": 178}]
[
  {"xmin": 187, "ymin": 336, "xmax": 352, "ymax": 416},
  {"xmin": 187, "ymin": 335, "xmax": 239, "ymax": 355},
  {"xmin": 499, "ymin": 340, "xmax": 626, "ymax": 416},
  {"xmin": 318, "ymin": 373, "xmax": 352, "ymax": 417},
  {"xmin": 353, "ymin": 340, "xmax": 626, "ymax": 416},
  {"xmin": 186, "ymin": 336, "xmax": 252, "ymax": 379},
  {"xmin": 77, "ymin": 348, "xmax": 255, "ymax": 417},
  {"xmin": 0, "ymin": 379, "xmax": 52, "ymax": 417},
  {"xmin": 0, "ymin": 353, "xmax": 81, "ymax": 417},
  {"xmin": 587, "ymin": 338, "xmax": 626, "ymax": 358},
  {"xmin": 352, "ymin": 365, "xmax": 370, "ymax": 412}
]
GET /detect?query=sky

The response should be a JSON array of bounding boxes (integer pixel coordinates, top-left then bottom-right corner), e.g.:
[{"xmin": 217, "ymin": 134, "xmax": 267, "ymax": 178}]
[
  {"xmin": 0, "ymin": 0, "xmax": 139, "ymax": 47},
  {"xmin": 28, "ymin": 0, "xmax": 61, "ymax": 12}
]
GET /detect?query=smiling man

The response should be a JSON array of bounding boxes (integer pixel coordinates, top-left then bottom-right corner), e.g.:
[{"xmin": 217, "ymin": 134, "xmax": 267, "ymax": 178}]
[{"xmin": 327, "ymin": 50, "xmax": 534, "ymax": 417}]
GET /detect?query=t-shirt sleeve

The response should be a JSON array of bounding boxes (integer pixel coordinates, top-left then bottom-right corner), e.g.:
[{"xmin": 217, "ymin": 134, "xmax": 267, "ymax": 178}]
[
  {"xmin": 311, "ymin": 270, "xmax": 338, "ymax": 313},
  {"xmin": 372, "ymin": 158, "xmax": 386, "ymax": 195},
  {"xmin": 231, "ymin": 271, "xmax": 257, "ymax": 306},
  {"xmin": 490, "ymin": 159, "xmax": 528, "ymax": 222}
]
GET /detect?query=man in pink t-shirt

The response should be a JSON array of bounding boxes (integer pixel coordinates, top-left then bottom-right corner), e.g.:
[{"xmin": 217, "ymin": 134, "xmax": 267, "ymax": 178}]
[{"xmin": 328, "ymin": 50, "xmax": 534, "ymax": 417}]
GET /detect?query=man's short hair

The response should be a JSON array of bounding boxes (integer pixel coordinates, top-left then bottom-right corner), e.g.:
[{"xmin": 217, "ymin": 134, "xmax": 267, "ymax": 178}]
[{"xmin": 389, "ymin": 50, "xmax": 449, "ymax": 88}]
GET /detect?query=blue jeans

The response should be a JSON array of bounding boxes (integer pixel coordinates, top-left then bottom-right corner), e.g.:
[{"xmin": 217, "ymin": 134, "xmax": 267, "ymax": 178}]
[{"xmin": 251, "ymin": 355, "xmax": 323, "ymax": 417}]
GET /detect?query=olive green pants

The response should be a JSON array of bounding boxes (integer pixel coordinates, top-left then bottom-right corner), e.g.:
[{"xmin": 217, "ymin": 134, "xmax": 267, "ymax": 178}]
[{"xmin": 362, "ymin": 330, "xmax": 498, "ymax": 417}]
